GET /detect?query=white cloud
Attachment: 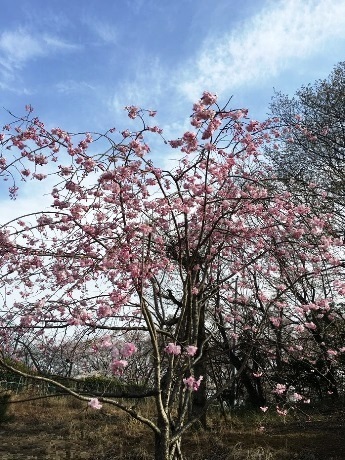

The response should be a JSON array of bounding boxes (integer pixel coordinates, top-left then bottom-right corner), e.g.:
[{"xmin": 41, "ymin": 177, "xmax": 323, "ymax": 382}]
[
  {"xmin": 177, "ymin": 0, "xmax": 345, "ymax": 100},
  {"xmin": 108, "ymin": 56, "xmax": 165, "ymax": 116},
  {"xmin": 56, "ymin": 80, "xmax": 96, "ymax": 94},
  {"xmin": 0, "ymin": 79, "xmax": 31, "ymax": 95},
  {"xmin": 85, "ymin": 20, "xmax": 118, "ymax": 45},
  {"xmin": 0, "ymin": 28, "xmax": 80, "ymax": 72},
  {"xmin": 0, "ymin": 29, "xmax": 44, "ymax": 70},
  {"xmin": 42, "ymin": 35, "xmax": 80, "ymax": 51},
  {"xmin": 94, "ymin": 25, "xmax": 118, "ymax": 44}
]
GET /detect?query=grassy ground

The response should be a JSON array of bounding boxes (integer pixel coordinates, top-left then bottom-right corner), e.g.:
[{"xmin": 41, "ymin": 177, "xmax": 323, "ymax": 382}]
[{"xmin": 0, "ymin": 392, "xmax": 344, "ymax": 459}]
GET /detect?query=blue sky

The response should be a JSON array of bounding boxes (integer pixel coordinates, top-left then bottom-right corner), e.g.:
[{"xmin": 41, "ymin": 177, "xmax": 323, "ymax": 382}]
[
  {"xmin": 1, "ymin": 0, "xmax": 345, "ymax": 129},
  {"xmin": 0, "ymin": 0, "xmax": 345, "ymax": 217}
]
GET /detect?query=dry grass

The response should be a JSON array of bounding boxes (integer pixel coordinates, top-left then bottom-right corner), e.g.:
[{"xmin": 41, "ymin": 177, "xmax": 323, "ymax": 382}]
[{"xmin": 0, "ymin": 391, "xmax": 344, "ymax": 459}]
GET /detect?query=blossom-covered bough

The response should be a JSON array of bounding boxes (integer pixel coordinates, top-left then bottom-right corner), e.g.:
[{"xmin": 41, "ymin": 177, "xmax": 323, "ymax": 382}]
[{"xmin": 0, "ymin": 92, "xmax": 344, "ymax": 460}]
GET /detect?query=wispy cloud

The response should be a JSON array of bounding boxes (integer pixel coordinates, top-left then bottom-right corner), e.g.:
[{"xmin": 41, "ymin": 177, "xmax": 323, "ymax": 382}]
[
  {"xmin": 177, "ymin": 0, "xmax": 345, "ymax": 100},
  {"xmin": 0, "ymin": 28, "xmax": 80, "ymax": 72},
  {"xmin": 109, "ymin": 56, "xmax": 165, "ymax": 114},
  {"xmin": 124, "ymin": 0, "xmax": 146, "ymax": 14},
  {"xmin": 42, "ymin": 35, "xmax": 80, "ymax": 51},
  {"xmin": 0, "ymin": 29, "xmax": 44, "ymax": 70},
  {"xmin": 83, "ymin": 19, "xmax": 118, "ymax": 45},
  {"xmin": 0, "ymin": 80, "xmax": 32, "ymax": 95},
  {"xmin": 56, "ymin": 80, "xmax": 97, "ymax": 94}
]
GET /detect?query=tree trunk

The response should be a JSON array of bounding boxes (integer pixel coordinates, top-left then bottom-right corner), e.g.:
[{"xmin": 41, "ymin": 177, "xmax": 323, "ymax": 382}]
[
  {"xmin": 154, "ymin": 430, "xmax": 184, "ymax": 460},
  {"xmin": 155, "ymin": 413, "xmax": 181, "ymax": 460},
  {"xmin": 228, "ymin": 349, "xmax": 266, "ymax": 408},
  {"xmin": 154, "ymin": 429, "xmax": 170, "ymax": 460},
  {"xmin": 191, "ymin": 301, "xmax": 208, "ymax": 428}
]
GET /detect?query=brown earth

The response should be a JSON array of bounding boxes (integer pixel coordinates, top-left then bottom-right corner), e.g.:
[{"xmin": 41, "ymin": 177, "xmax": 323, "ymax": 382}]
[{"xmin": 0, "ymin": 393, "xmax": 344, "ymax": 459}]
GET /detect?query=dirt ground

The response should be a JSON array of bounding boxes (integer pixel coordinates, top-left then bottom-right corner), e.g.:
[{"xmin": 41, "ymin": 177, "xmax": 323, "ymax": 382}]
[{"xmin": 0, "ymin": 394, "xmax": 344, "ymax": 459}]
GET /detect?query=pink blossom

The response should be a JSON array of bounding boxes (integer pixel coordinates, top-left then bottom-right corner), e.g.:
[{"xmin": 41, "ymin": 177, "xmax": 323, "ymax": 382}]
[
  {"xmin": 274, "ymin": 383, "xmax": 286, "ymax": 395},
  {"xmin": 32, "ymin": 173, "xmax": 47, "ymax": 181},
  {"xmin": 21, "ymin": 168, "xmax": 31, "ymax": 177},
  {"xmin": 181, "ymin": 131, "xmax": 198, "ymax": 153},
  {"xmin": 229, "ymin": 110, "xmax": 246, "ymax": 120},
  {"xmin": 121, "ymin": 342, "xmax": 137, "ymax": 358},
  {"xmin": 327, "ymin": 349, "xmax": 338, "ymax": 357},
  {"xmin": 270, "ymin": 316, "xmax": 281, "ymax": 328},
  {"xmin": 125, "ymin": 105, "xmax": 139, "ymax": 119},
  {"xmin": 186, "ymin": 345, "xmax": 198, "ymax": 356},
  {"xmin": 121, "ymin": 129, "xmax": 131, "ymax": 138},
  {"xmin": 276, "ymin": 406, "xmax": 287, "ymax": 417},
  {"xmin": 305, "ymin": 322, "xmax": 317, "ymax": 330},
  {"xmin": 148, "ymin": 125, "xmax": 163, "ymax": 134},
  {"xmin": 165, "ymin": 343, "xmax": 181, "ymax": 355},
  {"xmin": 111, "ymin": 359, "xmax": 128, "ymax": 375},
  {"xmin": 169, "ymin": 139, "xmax": 183, "ymax": 148},
  {"xmin": 88, "ymin": 398, "xmax": 102, "ymax": 410},
  {"xmin": 183, "ymin": 375, "xmax": 203, "ymax": 391},
  {"xmin": 100, "ymin": 336, "xmax": 113, "ymax": 348},
  {"xmin": 97, "ymin": 305, "xmax": 113, "ymax": 318},
  {"xmin": 260, "ymin": 406, "xmax": 268, "ymax": 412},
  {"xmin": 291, "ymin": 392, "xmax": 303, "ymax": 402},
  {"xmin": 20, "ymin": 315, "xmax": 33, "ymax": 327},
  {"xmin": 201, "ymin": 91, "xmax": 217, "ymax": 105}
]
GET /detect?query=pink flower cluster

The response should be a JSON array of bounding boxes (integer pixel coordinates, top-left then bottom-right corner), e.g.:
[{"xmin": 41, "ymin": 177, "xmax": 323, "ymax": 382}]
[
  {"xmin": 201, "ymin": 91, "xmax": 217, "ymax": 106},
  {"xmin": 125, "ymin": 105, "xmax": 139, "ymax": 119},
  {"xmin": 186, "ymin": 345, "xmax": 198, "ymax": 356},
  {"xmin": 183, "ymin": 375, "xmax": 203, "ymax": 391},
  {"xmin": 274, "ymin": 383, "xmax": 286, "ymax": 395},
  {"xmin": 97, "ymin": 337, "xmax": 137, "ymax": 376},
  {"xmin": 164, "ymin": 343, "xmax": 198, "ymax": 357},
  {"xmin": 291, "ymin": 392, "xmax": 303, "ymax": 402},
  {"xmin": 270, "ymin": 316, "xmax": 281, "ymax": 328},
  {"xmin": 111, "ymin": 341, "xmax": 137, "ymax": 375},
  {"xmin": 111, "ymin": 359, "xmax": 128, "ymax": 375},
  {"xmin": 276, "ymin": 406, "xmax": 287, "ymax": 417},
  {"xmin": 181, "ymin": 131, "xmax": 198, "ymax": 153},
  {"xmin": 121, "ymin": 342, "xmax": 137, "ymax": 358},
  {"xmin": 88, "ymin": 398, "xmax": 102, "ymax": 410},
  {"xmin": 165, "ymin": 342, "xmax": 181, "ymax": 355}
]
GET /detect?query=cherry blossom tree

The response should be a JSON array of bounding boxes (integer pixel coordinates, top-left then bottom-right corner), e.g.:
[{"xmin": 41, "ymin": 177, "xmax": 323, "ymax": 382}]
[{"xmin": 0, "ymin": 92, "xmax": 343, "ymax": 460}]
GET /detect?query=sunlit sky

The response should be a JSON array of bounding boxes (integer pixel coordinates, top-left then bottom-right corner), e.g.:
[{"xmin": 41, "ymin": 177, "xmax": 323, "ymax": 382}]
[{"xmin": 1, "ymin": 0, "xmax": 345, "ymax": 217}]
